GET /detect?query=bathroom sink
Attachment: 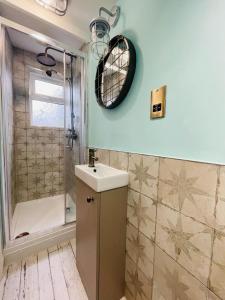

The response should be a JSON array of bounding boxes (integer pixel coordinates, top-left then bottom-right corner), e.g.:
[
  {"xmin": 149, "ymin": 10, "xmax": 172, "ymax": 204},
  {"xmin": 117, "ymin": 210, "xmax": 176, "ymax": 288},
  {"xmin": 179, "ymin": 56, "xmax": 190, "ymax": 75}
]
[{"xmin": 75, "ymin": 163, "xmax": 128, "ymax": 192}]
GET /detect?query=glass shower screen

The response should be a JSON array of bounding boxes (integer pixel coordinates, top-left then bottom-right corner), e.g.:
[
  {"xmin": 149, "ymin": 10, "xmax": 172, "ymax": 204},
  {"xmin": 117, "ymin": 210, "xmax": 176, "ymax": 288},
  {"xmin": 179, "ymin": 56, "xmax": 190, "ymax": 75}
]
[{"xmin": 64, "ymin": 54, "xmax": 86, "ymax": 224}]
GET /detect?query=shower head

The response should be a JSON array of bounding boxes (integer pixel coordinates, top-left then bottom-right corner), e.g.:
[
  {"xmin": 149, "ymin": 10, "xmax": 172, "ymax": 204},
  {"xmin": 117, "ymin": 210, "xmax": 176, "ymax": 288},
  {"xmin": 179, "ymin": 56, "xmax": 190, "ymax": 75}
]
[{"xmin": 36, "ymin": 52, "xmax": 56, "ymax": 67}]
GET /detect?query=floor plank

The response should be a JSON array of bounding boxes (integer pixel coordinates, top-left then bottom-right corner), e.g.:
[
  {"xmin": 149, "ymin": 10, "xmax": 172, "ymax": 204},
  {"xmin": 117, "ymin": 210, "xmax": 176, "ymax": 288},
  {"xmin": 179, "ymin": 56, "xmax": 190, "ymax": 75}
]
[
  {"xmin": 0, "ymin": 268, "xmax": 8, "ymax": 299},
  {"xmin": 38, "ymin": 250, "xmax": 54, "ymax": 300},
  {"xmin": 3, "ymin": 262, "xmax": 21, "ymax": 300},
  {"xmin": 48, "ymin": 246, "xmax": 70, "ymax": 300},
  {"xmin": 19, "ymin": 255, "xmax": 39, "ymax": 300},
  {"xmin": 58, "ymin": 242, "xmax": 88, "ymax": 300},
  {"xmin": 0, "ymin": 240, "xmax": 88, "ymax": 300}
]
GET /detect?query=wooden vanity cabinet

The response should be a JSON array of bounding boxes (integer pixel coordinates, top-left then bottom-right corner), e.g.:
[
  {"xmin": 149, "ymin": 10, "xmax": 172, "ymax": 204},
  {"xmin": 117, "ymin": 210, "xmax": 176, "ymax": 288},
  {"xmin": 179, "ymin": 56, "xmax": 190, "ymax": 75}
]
[{"xmin": 76, "ymin": 177, "xmax": 127, "ymax": 300}]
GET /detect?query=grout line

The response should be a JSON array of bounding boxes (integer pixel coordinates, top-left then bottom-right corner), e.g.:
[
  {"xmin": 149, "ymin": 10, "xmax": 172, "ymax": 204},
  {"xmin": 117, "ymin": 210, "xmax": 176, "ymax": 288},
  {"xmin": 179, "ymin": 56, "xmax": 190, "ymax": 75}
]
[
  {"xmin": 153, "ymin": 204, "xmax": 215, "ymax": 286},
  {"xmin": 128, "ymin": 229, "xmax": 220, "ymax": 300},
  {"xmin": 128, "ymin": 183, "xmax": 223, "ymax": 250},
  {"xmin": 109, "ymin": 149, "xmax": 111, "ymax": 166},
  {"xmin": 128, "ymin": 187, "xmax": 158, "ymax": 203},
  {"xmin": 129, "ymin": 218, "xmax": 155, "ymax": 244},
  {"xmin": 134, "ymin": 155, "xmax": 145, "ymax": 300},
  {"xmin": 153, "ymin": 243, "xmax": 213, "ymax": 293},
  {"xmin": 134, "ymin": 190, "xmax": 141, "ymax": 300},
  {"xmin": 95, "ymin": 147, "xmax": 224, "ymax": 167},
  {"xmin": 125, "ymin": 151, "xmax": 130, "ymax": 299},
  {"xmin": 150, "ymin": 156, "xmax": 161, "ymax": 299},
  {"xmin": 130, "ymin": 184, "xmax": 221, "ymax": 233},
  {"xmin": 208, "ymin": 165, "xmax": 221, "ymax": 291},
  {"xmin": 126, "ymin": 152, "xmax": 129, "ymax": 172}
]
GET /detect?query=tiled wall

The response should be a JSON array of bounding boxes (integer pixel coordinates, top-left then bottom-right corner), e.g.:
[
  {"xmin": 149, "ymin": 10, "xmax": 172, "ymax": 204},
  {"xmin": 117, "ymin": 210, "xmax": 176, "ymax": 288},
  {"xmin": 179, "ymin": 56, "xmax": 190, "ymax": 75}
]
[
  {"xmin": 95, "ymin": 148, "xmax": 225, "ymax": 300},
  {"xmin": 13, "ymin": 48, "xmax": 64, "ymax": 203}
]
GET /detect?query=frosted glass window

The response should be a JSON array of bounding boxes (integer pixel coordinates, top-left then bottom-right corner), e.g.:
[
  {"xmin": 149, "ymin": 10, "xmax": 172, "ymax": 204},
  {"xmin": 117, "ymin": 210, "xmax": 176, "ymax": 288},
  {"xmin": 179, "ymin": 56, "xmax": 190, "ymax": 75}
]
[
  {"xmin": 29, "ymin": 70, "xmax": 64, "ymax": 128},
  {"xmin": 31, "ymin": 100, "xmax": 64, "ymax": 128},
  {"xmin": 35, "ymin": 80, "xmax": 64, "ymax": 98}
]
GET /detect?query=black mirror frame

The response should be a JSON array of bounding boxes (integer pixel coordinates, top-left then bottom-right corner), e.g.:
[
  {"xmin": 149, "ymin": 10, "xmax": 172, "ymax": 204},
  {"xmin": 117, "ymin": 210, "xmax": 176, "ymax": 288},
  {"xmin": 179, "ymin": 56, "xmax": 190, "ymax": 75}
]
[{"xmin": 95, "ymin": 35, "xmax": 136, "ymax": 109}]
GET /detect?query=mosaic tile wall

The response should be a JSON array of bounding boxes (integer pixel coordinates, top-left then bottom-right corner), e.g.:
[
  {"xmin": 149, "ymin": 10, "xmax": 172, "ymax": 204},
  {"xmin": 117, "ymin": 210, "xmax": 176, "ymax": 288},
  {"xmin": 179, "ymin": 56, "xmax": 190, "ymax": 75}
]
[
  {"xmin": 95, "ymin": 148, "xmax": 225, "ymax": 300},
  {"xmin": 13, "ymin": 48, "xmax": 64, "ymax": 203}
]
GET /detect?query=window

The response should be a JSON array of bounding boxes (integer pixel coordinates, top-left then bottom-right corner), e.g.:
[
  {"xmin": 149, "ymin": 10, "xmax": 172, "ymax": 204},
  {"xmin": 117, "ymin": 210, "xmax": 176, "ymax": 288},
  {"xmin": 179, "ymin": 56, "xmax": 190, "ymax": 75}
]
[
  {"xmin": 29, "ymin": 70, "xmax": 64, "ymax": 128},
  {"xmin": 34, "ymin": 80, "xmax": 64, "ymax": 98}
]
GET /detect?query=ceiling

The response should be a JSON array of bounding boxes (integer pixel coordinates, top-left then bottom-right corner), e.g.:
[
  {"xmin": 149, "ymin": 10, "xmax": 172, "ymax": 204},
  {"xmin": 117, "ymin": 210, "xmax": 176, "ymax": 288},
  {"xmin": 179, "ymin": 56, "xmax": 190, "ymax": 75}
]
[
  {"xmin": 0, "ymin": 0, "xmax": 116, "ymax": 49},
  {"xmin": 7, "ymin": 27, "xmax": 65, "ymax": 63}
]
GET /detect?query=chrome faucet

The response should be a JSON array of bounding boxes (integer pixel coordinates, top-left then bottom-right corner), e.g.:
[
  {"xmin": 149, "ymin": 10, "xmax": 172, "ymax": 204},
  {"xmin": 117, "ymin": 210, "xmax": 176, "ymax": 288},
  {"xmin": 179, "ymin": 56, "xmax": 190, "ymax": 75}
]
[{"xmin": 88, "ymin": 149, "xmax": 98, "ymax": 167}]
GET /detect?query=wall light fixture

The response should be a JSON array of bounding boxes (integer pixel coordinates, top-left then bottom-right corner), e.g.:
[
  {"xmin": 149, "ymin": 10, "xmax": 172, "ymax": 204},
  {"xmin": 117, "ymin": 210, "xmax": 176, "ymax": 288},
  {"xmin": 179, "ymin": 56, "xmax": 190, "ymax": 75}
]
[
  {"xmin": 89, "ymin": 6, "xmax": 120, "ymax": 60},
  {"xmin": 35, "ymin": 0, "xmax": 68, "ymax": 16}
]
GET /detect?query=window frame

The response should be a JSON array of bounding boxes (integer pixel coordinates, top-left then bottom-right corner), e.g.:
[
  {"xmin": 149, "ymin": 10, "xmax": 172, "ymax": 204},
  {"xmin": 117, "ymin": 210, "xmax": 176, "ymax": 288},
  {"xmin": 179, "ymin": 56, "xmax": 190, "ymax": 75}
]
[{"xmin": 29, "ymin": 69, "xmax": 65, "ymax": 128}]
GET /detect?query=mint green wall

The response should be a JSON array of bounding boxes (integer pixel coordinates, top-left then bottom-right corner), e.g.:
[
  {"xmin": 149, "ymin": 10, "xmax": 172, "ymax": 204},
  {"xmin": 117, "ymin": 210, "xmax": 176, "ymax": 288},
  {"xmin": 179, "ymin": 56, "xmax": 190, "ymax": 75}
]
[{"xmin": 88, "ymin": 0, "xmax": 225, "ymax": 164}]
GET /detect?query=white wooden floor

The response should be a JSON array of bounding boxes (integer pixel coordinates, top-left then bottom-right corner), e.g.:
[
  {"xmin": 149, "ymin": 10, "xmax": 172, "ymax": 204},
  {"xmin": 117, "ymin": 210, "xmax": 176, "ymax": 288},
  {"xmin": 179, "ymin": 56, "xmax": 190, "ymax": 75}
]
[{"xmin": 0, "ymin": 239, "xmax": 88, "ymax": 300}]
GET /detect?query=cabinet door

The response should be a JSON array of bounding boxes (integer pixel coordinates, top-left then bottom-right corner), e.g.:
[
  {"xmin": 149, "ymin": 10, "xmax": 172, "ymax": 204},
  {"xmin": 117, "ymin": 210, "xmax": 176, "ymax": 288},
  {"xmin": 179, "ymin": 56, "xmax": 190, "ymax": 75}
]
[{"xmin": 76, "ymin": 179, "xmax": 100, "ymax": 300}]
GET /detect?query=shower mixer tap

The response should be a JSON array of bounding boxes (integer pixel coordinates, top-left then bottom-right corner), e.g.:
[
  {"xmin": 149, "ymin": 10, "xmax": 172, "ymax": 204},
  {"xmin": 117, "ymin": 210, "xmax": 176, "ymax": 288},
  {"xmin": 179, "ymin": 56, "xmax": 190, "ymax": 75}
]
[
  {"xmin": 65, "ymin": 128, "xmax": 77, "ymax": 139},
  {"xmin": 65, "ymin": 128, "xmax": 77, "ymax": 149}
]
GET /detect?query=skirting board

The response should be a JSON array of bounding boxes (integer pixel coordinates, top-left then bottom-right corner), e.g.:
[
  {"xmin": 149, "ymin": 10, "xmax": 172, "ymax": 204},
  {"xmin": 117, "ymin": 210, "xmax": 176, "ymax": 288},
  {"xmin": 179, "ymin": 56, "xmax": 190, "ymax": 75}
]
[{"xmin": 4, "ymin": 223, "xmax": 76, "ymax": 265}]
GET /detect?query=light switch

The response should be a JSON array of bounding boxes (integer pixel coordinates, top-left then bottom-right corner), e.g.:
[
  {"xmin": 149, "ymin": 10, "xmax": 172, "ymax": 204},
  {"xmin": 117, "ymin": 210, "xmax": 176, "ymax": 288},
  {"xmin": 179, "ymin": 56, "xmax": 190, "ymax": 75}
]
[{"xmin": 150, "ymin": 85, "xmax": 166, "ymax": 119}]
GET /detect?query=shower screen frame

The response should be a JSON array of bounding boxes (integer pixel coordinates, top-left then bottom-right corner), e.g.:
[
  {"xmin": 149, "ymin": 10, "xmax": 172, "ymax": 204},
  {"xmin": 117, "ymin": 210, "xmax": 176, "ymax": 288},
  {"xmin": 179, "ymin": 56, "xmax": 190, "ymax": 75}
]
[{"xmin": 0, "ymin": 17, "xmax": 87, "ymax": 248}]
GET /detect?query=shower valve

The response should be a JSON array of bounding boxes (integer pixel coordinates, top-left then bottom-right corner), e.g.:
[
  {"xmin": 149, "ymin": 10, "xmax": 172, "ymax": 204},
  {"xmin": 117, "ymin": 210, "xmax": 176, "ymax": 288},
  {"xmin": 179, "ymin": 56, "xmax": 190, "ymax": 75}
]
[{"xmin": 65, "ymin": 128, "xmax": 78, "ymax": 140}]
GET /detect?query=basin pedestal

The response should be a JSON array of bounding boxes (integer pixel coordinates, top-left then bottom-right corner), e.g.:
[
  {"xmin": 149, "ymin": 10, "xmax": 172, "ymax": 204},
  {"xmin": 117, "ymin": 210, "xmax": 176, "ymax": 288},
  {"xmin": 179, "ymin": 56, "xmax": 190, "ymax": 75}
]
[{"xmin": 76, "ymin": 177, "xmax": 127, "ymax": 300}]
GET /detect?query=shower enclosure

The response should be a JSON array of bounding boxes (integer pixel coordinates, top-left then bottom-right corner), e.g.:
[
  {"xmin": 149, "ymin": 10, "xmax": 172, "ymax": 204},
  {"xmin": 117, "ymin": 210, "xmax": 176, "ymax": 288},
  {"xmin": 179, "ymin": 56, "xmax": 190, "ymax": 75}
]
[{"xmin": 0, "ymin": 19, "xmax": 86, "ymax": 251}]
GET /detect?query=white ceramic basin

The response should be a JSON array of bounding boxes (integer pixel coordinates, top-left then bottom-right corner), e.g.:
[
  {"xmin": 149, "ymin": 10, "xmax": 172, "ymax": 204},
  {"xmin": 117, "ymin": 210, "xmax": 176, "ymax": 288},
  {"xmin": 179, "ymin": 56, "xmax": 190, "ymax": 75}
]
[{"xmin": 75, "ymin": 163, "xmax": 129, "ymax": 192}]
